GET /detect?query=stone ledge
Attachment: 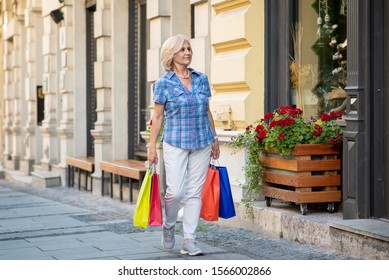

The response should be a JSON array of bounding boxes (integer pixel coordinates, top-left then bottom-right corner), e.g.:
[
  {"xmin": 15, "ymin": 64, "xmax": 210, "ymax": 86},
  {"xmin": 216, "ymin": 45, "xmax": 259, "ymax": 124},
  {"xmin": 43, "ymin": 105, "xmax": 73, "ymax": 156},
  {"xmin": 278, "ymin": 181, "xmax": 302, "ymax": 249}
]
[
  {"xmin": 31, "ymin": 171, "xmax": 61, "ymax": 188},
  {"xmin": 217, "ymin": 200, "xmax": 389, "ymax": 259},
  {"xmin": 216, "ymin": 200, "xmax": 343, "ymax": 249}
]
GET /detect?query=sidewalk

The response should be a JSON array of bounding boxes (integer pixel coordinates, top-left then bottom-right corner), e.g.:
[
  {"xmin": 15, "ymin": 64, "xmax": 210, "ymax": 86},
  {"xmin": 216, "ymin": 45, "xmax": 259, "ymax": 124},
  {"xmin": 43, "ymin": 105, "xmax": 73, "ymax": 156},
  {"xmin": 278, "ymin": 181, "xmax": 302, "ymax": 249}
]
[
  {"xmin": 0, "ymin": 174, "xmax": 356, "ymax": 260},
  {"xmin": 0, "ymin": 179, "xmax": 244, "ymax": 260}
]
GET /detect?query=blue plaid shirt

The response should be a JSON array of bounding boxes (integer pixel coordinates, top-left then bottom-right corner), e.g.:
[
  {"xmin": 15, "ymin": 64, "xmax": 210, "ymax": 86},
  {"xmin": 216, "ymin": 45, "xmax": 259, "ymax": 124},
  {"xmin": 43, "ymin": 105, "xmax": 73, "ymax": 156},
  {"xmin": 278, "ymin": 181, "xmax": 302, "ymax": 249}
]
[{"xmin": 153, "ymin": 69, "xmax": 215, "ymax": 150}]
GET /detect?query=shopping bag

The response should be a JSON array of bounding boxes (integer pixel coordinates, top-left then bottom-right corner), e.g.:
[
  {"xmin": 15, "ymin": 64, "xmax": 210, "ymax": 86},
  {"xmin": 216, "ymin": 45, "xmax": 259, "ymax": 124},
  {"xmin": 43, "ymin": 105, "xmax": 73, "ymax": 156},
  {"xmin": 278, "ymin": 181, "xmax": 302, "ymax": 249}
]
[
  {"xmin": 148, "ymin": 171, "xmax": 162, "ymax": 226},
  {"xmin": 217, "ymin": 166, "xmax": 236, "ymax": 219},
  {"xmin": 133, "ymin": 169, "xmax": 152, "ymax": 228},
  {"xmin": 200, "ymin": 165, "xmax": 220, "ymax": 221}
]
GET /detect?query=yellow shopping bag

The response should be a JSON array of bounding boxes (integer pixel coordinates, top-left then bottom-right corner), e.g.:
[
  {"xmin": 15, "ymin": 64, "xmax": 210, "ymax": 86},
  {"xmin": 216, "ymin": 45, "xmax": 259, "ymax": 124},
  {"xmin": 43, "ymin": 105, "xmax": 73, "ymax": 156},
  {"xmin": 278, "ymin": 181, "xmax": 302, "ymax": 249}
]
[{"xmin": 133, "ymin": 169, "xmax": 152, "ymax": 228}]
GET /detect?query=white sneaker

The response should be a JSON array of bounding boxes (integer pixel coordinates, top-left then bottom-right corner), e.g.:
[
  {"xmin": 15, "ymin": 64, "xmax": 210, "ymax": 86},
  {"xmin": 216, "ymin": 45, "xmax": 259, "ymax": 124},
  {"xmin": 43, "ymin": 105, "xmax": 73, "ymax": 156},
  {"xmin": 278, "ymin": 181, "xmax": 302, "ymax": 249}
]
[
  {"xmin": 161, "ymin": 226, "xmax": 175, "ymax": 250},
  {"xmin": 180, "ymin": 239, "xmax": 203, "ymax": 256}
]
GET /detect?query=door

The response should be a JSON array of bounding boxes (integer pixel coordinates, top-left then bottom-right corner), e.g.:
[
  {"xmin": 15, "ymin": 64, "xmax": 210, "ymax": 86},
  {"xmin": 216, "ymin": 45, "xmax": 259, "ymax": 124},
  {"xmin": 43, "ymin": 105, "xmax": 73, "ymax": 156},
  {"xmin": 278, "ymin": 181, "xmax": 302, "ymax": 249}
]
[
  {"xmin": 86, "ymin": 4, "xmax": 97, "ymax": 157},
  {"xmin": 372, "ymin": 0, "xmax": 389, "ymax": 218},
  {"xmin": 384, "ymin": 1, "xmax": 389, "ymax": 218},
  {"xmin": 128, "ymin": 0, "xmax": 149, "ymax": 159}
]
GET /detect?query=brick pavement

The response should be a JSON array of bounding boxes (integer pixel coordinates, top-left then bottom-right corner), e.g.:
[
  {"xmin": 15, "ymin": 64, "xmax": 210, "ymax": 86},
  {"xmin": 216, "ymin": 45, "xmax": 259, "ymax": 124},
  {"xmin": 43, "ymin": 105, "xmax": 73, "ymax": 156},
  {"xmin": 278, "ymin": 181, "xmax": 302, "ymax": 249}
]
[{"xmin": 0, "ymin": 179, "xmax": 355, "ymax": 260}]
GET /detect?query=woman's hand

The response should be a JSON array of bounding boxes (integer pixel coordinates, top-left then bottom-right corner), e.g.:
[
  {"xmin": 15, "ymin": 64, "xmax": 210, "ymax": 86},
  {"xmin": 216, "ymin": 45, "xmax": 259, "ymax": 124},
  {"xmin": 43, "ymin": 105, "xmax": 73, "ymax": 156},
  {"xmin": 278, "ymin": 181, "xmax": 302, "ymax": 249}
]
[
  {"xmin": 148, "ymin": 146, "xmax": 158, "ymax": 165},
  {"xmin": 211, "ymin": 139, "xmax": 220, "ymax": 159}
]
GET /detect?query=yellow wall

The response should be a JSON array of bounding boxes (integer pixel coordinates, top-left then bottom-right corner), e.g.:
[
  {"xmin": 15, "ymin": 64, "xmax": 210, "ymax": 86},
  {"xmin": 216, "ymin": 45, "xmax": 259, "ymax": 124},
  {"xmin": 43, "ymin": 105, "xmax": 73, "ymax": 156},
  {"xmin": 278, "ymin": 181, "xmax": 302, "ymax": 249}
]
[{"xmin": 210, "ymin": 0, "xmax": 265, "ymax": 130}]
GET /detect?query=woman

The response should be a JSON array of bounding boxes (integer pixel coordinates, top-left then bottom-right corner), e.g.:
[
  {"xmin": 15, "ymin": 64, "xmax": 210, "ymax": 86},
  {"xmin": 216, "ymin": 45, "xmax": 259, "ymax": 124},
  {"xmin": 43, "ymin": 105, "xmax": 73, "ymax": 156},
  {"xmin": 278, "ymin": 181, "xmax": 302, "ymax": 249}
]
[{"xmin": 148, "ymin": 34, "xmax": 219, "ymax": 256}]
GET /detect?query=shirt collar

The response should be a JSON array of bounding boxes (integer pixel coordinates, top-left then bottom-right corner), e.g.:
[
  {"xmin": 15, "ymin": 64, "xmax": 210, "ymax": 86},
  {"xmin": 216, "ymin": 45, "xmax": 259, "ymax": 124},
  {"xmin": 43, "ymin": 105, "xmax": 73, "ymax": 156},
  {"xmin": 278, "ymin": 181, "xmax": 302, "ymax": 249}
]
[{"xmin": 166, "ymin": 68, "xmax": 199, "ymax": 79}]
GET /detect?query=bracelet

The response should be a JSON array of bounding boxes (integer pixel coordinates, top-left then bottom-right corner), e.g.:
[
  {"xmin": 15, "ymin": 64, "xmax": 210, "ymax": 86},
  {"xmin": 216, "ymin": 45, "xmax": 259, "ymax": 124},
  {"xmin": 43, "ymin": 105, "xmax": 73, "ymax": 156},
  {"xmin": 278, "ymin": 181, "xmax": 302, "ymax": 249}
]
[{"xmin": 213, "ymin": 136, "xmax": 218, "ymax": 141}]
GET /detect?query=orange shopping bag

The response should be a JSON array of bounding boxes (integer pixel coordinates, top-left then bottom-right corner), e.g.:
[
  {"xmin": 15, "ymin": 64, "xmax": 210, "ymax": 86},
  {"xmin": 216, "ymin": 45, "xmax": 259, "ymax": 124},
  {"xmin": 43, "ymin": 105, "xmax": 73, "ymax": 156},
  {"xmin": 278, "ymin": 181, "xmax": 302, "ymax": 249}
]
[
  {"xmin": 200, "ymin": 165, "xmax": 220, "ymax": 221},
  {"xmin": 148, "ymin": 171, "xmax": 162, "ymax": 226}
]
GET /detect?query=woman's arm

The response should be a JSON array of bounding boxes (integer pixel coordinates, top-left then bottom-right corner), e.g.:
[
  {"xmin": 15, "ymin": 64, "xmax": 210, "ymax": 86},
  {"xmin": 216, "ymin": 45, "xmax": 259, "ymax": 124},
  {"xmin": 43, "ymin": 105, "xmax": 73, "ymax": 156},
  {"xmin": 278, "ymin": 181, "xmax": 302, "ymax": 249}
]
[
  {"xmin": 208, "ymin": 107, "xmax": 220, "ymax": 159},
  {"xmin": 148, "ymin": 103, "xmax": 165, "ymax": 165}
]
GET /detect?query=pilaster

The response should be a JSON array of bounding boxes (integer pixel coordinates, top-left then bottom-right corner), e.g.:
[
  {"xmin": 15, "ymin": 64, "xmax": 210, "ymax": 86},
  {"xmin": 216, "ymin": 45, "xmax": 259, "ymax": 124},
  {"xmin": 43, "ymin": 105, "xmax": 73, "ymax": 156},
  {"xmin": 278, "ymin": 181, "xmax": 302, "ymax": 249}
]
[
  {"xmin": 39, "ymin": 15, "xmax": 60, "ymax": 170},
  {"xmin": 21, "ymin": 2, "xmax": 43, "ymax": 175},
  {"xmin": 147, "ymin": 0, "xmax": 191, "ymax": 180},
  {"xmin": 147, "ymin": 0, "xmax": 191, "ymax": 83},
  {"xmin": 91, "ymin": 0, "xmax": 113, "ymax": 179},
  {"xmin": 57, "ymin": 2, "xmax": 76, "ymax": 169},
  {"xmin": 10, "ymin": 17, "xmax": 25, "ymax": 170},
  {"xmin": 2, "ymin": 38, "xmax": 14, "ymax": 167},
  {"xmin": 189, "ymin": 1, "xmax": 211, "ymax": 75},
  {"xmin": 111, "ymin": 0, "xmax": 129, "ymax": 160}
]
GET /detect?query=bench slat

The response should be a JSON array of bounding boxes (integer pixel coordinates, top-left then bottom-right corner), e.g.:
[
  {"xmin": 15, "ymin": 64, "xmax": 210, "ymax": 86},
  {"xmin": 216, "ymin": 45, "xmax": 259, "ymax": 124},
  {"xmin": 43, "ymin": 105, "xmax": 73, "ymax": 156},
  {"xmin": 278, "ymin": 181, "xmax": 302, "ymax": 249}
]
[
  {"xmin": 66, "ymin": 157, "xmax": 95, "ymax": 172},
  {"xmin": 100, "ymin": 160, "xmax": 147, "ymax": 180}
]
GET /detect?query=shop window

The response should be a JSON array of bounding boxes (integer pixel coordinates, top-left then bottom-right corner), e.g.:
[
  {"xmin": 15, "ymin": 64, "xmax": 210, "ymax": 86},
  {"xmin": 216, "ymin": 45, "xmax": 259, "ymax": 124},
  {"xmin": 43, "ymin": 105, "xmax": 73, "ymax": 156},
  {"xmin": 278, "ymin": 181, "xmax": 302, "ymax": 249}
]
[{"xmin": 292, "ymin": 0, "xmax": 347, "ymax": 116}]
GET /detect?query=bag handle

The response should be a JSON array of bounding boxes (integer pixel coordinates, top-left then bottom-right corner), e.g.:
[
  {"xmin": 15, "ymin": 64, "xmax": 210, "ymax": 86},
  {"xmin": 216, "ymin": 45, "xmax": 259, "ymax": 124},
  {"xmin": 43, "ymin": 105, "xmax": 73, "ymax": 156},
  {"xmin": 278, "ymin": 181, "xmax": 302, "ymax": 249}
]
[
  {"xmin": 150, "ymin": 163, "xmax": 156, "ymax": 174},
  {"xmin": 210, "ymin": 159, "xmax": 221, "ymax": 168}
]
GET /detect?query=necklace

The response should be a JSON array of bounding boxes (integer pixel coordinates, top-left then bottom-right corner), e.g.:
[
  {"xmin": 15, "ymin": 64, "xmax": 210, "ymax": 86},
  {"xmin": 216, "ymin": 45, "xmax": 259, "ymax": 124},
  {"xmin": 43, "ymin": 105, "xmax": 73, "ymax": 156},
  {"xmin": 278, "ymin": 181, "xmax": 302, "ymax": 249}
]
[{"xmin": 176, "ymin": 70, "xmax": 190, "ymax": 79}]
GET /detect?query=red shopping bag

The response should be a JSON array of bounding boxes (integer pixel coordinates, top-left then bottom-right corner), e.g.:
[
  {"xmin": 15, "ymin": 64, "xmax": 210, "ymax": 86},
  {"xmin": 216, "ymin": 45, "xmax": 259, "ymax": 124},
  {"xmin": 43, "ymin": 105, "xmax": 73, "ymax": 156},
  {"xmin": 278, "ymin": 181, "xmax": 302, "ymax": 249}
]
[
  {"xmin": 148, "ymin": 172, "xmax": 162, "ymax": 226},
  {"xmin": 200, "ymin": 165, "xmax": 220, "ymax": 221}
]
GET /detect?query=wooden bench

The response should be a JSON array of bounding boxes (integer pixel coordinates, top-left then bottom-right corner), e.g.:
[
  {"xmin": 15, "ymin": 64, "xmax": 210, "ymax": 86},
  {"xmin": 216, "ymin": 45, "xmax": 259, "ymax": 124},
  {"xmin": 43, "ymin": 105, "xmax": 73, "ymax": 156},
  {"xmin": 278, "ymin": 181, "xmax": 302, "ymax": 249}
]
[
  {"xmin": 100, "ymin": 160, "xmax": 147, "ymax": 202},
  {"xmin": 66, "ymin": 157, "xmax": 95, "ymax": 191}
]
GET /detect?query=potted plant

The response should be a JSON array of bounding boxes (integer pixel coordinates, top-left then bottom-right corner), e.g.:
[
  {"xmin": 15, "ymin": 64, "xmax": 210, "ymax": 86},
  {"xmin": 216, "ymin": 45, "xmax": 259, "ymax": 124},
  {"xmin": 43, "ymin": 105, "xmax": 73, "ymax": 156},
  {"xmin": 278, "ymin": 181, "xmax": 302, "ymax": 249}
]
[{"xmin": 230, "ymin": 105, "xmax": 343, "ymax": 215}]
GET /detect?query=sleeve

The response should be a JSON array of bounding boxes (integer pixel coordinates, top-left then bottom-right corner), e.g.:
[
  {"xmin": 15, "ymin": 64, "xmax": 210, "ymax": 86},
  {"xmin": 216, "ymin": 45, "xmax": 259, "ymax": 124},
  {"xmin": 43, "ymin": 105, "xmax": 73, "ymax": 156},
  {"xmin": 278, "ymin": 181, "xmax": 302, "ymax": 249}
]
[
  {"xmin": 152, "ymin": 80, "xmax": 167, "ymax": 105},
  {"xmin": 201, "ymin": 75, "xmax": 212, "ymax": 98}
]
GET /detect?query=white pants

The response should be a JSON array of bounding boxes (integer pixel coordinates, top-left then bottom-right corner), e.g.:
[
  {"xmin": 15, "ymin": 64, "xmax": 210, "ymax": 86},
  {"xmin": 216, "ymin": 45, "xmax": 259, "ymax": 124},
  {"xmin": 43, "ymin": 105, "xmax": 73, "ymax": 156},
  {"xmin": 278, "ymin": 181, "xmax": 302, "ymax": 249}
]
[{"xmin": 163, "ymin": 142, "xmax": 211, "ymax": 240}]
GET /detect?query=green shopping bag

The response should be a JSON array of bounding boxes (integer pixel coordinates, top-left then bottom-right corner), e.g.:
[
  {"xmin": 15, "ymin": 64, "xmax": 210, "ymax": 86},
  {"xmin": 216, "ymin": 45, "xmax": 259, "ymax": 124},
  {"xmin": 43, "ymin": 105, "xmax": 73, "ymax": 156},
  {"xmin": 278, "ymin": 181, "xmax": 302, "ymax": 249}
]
[{"xmin": 133, "ymin": 169, "xmax": 152, "ymax": 228}]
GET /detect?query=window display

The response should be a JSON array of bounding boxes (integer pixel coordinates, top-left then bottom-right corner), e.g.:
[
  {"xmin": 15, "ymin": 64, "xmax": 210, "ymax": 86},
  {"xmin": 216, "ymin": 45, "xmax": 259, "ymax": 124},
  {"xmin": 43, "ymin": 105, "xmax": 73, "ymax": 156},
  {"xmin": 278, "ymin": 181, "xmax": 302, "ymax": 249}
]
[{"xmin": 292, "ymin": 0, "xmax": 347, "ymax": 116}]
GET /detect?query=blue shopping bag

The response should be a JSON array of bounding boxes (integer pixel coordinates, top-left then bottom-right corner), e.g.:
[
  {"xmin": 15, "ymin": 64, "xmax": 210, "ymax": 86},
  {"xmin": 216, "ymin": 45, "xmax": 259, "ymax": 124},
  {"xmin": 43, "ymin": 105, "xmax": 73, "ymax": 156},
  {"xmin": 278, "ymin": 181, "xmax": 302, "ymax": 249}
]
[{"xmin": 216, "ymin": 165, "xmax": 236, "ymax": 219}]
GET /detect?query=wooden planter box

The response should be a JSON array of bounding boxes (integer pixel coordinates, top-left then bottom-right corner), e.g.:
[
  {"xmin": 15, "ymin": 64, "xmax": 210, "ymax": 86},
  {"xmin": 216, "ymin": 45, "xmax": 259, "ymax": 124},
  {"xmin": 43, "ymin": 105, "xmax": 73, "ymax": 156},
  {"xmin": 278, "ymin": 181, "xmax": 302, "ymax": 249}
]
[{"xmin": 261, "ymin": 144, "xmax": 341, "ymax": 215}]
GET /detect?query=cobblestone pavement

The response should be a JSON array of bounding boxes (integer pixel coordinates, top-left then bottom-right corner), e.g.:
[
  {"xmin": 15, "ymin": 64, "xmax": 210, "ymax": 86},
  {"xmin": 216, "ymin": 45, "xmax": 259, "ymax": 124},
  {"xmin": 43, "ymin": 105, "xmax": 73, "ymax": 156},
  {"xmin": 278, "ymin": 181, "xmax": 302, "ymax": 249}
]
[{"xmin": 0, "ymin": 179, "xmax": 355, "ymax": 260}]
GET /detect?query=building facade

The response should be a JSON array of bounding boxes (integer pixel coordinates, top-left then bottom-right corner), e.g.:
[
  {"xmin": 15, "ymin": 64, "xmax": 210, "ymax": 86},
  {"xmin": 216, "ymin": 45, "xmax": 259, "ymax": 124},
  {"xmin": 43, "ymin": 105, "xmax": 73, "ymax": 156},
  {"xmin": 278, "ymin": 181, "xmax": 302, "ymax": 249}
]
[{"xmin": 0, "ymin": 0, "xmax": 388, "ymax": 221}]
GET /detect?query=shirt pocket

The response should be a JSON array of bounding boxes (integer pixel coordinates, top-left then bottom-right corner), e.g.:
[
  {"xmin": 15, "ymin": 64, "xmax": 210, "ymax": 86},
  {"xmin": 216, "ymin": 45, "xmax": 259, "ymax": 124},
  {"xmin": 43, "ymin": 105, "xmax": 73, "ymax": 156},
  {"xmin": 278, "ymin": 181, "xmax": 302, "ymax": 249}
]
[
  {"xmin": 195, "ymin": 90, "xmax": 209, "ymax": 112},
  {"xmin": 166, "ymin": 89, "xmax": 187, "ymax": 112}
]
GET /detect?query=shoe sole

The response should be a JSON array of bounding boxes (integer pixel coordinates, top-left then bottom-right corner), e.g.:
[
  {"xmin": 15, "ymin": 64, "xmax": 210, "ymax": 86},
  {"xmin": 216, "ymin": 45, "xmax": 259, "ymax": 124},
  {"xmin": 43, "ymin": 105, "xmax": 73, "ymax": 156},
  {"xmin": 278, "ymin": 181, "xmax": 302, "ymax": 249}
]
[{"xmin": 180, "ymin": 249, "xmax": 203, "ymax": 256}]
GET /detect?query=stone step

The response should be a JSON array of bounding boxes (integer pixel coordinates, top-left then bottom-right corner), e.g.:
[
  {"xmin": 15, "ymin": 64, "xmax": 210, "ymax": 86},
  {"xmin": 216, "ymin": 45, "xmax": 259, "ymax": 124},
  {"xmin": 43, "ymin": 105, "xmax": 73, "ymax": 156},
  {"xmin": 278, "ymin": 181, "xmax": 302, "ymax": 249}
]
[
  {"xmin": 218, "ymin": 200, "xmax": 389, "ymax": 260},
  {"xmin": 330, "ymin": 219, "xmax": 389, "ymax": 259},
  {"xmin": 31, "ymin": 171, "xmax": 61, "ymax": 188}
]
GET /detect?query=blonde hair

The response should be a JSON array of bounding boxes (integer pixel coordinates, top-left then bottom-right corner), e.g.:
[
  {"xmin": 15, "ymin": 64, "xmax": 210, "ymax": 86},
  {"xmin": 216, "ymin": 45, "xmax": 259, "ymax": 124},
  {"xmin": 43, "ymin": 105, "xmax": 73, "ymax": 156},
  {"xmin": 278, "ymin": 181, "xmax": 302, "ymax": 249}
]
[{"xmin": 160, "ymin": 34, "xmax": 192, "ymax": 71}]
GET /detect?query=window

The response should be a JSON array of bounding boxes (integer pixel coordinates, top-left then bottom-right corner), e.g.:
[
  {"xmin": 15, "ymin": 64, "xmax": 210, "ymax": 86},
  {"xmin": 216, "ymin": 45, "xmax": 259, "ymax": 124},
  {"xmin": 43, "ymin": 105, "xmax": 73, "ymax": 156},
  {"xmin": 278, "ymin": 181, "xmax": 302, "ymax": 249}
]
[
  {"xmin": 37, "ymin": 86, "xmax": 44, "ymax": 126},
  {"xmin": 292, "ymin": 0, "xmax": 347, "ymax": 116}
]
